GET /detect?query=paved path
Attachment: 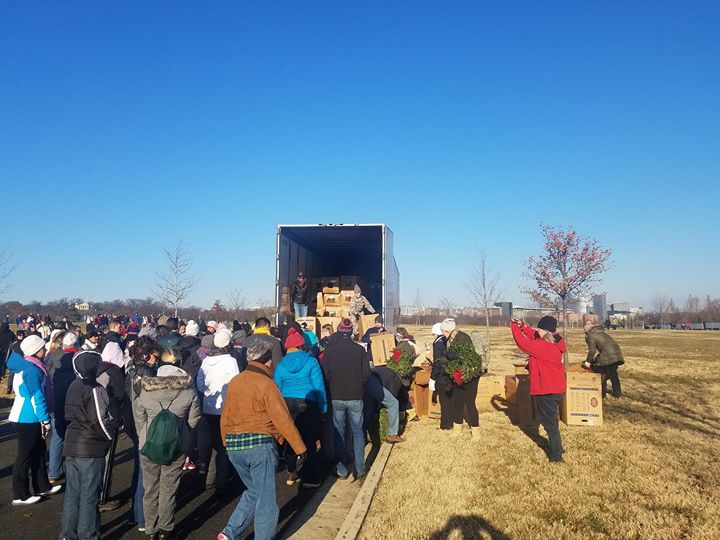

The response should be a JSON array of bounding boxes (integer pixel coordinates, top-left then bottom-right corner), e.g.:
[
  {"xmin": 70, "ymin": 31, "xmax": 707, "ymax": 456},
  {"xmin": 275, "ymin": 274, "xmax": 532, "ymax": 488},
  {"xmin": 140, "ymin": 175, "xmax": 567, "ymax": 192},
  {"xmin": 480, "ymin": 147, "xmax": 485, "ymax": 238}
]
[{"xmin": 0, "ymin": 419, "xmax": 327, "ymax": 539}]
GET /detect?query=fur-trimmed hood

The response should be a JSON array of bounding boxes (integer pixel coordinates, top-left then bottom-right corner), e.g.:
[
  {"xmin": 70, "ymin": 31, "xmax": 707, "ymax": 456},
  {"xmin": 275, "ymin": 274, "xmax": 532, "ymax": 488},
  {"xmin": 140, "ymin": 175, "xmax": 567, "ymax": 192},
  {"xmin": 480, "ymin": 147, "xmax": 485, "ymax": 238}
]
[{"xmin": 141, "ymin": 373, "xmax": 193, "ymax": 392}]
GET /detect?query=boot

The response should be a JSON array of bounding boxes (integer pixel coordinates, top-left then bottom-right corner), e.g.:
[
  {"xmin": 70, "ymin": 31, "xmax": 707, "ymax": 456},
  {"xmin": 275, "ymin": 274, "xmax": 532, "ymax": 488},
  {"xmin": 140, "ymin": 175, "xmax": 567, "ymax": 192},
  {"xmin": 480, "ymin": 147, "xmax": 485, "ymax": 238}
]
[
  {"xmin": 470, "ymin": 426, "xmax": 481, "ymax": 443},
  {"xmin": 450, "ymin": 423, "xmax": 464, "ymax": 437}
]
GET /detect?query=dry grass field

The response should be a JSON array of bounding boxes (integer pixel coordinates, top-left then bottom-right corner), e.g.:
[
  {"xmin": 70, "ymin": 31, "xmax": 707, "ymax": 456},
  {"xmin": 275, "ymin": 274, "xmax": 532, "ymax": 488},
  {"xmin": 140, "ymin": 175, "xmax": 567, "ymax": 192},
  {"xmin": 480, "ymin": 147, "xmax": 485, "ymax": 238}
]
[{"xmin": 359, "ymin": 326, "xmax": 720, "ymax": 540}]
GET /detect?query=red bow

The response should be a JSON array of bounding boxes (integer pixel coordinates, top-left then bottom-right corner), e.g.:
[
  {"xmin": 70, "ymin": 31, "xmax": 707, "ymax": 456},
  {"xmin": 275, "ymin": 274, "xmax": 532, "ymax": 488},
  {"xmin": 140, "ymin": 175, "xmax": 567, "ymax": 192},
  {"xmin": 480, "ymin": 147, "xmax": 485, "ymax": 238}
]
[{"xmin": 451, "ymin": 367, "xmax": 463, "ymax": 385}]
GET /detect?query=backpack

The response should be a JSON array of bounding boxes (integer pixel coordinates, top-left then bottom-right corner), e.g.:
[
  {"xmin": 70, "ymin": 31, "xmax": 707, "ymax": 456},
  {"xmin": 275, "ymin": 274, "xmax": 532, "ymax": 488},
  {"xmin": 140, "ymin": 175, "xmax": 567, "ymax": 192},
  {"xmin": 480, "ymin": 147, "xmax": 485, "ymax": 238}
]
[{"xmin": 141, "ymin": 395, "xmax": 182, "ymax": 465}]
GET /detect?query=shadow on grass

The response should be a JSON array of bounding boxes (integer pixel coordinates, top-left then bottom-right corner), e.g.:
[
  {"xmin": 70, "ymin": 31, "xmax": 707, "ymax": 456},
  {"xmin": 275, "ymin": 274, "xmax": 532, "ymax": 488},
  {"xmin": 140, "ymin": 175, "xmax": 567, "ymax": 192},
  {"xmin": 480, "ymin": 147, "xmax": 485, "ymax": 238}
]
[
  {"xmin": 429, "ymin": 514, "xmax": 511, "ymax": 540},
  {"xmin": 491, "ymin": 396, "xmax": 550, "ymax": 459}
]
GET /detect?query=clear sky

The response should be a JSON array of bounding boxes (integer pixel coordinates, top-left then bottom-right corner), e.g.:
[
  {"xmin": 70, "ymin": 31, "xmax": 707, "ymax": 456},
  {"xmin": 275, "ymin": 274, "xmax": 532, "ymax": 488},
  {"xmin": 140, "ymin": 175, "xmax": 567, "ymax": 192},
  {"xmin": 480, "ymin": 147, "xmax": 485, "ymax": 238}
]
[{"xmin": 1, "ymin": 2, "xmax": 718, "ymax": 310}]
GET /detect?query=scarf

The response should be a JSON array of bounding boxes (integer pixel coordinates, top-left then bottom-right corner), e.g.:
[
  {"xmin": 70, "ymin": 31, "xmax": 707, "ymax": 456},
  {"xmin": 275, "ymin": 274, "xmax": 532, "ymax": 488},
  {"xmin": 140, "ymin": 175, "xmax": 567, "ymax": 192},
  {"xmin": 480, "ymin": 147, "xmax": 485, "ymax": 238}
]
[
  {"xmin": 24, "ymin": 354, "xmax": 55, "ymax": 413},
  {"xmin": 254, "ymin": 327, "xmax": 271, "ymax": 336}
]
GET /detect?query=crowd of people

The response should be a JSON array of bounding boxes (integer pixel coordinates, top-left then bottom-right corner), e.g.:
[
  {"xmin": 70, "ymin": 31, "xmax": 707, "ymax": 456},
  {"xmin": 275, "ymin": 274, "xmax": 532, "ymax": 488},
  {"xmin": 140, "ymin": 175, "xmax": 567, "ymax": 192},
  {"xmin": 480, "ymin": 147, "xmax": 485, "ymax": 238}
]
[{"xmin": 0, "ymin": 306, "xmax": 625, "ymax": 540}]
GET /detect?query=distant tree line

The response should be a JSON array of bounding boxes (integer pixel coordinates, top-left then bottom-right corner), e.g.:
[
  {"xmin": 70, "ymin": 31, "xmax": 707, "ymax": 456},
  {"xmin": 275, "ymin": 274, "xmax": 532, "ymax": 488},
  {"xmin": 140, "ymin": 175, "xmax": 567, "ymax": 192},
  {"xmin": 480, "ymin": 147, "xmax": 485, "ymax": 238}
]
[{"xmin": 645, "ymin": 294, "xmax": 720, "ymax": 325}]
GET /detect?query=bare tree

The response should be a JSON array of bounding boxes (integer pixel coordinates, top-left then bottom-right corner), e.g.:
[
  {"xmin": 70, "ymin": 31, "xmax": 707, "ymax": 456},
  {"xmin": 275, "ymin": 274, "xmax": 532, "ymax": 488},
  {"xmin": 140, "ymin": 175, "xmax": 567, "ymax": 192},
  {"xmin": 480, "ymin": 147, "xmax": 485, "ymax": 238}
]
[
  {"xmin": 467, "ymin": 251, "xmax": 505, "ymax": 334},
  {"xmin": 652, "ymin": 293, "xmax": 669, "ymax": 324},
  {"xmin": 0, "ymin": 246, "xmax": 16, "ymax": 298},
  {"xmin": 438, "ymin": 296, "xmax": 454, "ymax": 318},
  {"xmin": 153, "ymin": 241, "xmax": 199, "ymax": 317},
  {"xmin": 226, "ymin": 288, "xmax": 247, "ymax": 319},
  {"xmin": 413, "ymin": 287, "xmax": 423, "ymax": 326}
]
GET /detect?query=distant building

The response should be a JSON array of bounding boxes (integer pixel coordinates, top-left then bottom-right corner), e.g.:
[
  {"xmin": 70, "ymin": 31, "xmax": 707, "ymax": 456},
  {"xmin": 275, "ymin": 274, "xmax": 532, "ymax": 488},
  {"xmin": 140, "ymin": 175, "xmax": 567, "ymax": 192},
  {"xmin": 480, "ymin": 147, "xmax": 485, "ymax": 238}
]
[
  {"xmin": 494, "ymin": 302, "xmax": 513, "ymax": 319},
  {"xmin": 610, "ymin": 302, "xmax": 630, "ymax": 313},
  {"xmin": 592, "ymin": 294, "xmax": 608, "ymax": 322},
  {"xmin": 74, "ymin": 302, "xmax": 90, "ymax": 311}
]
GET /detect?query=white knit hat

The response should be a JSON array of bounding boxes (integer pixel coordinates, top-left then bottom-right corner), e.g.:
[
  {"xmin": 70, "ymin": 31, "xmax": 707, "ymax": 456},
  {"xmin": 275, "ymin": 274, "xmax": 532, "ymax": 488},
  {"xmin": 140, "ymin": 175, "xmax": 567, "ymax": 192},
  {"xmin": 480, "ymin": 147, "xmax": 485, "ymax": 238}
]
[
  {"xmin": 185, "ymin": 320, "xmax": 200, "ymax": 337},
  {"xmin": 21, "ymin": 335, "xmax": 46, "ymax": 356},
  {"xmin": 62, "ymin": 332, "xmax": 79, "ymax": 348},
  {"xmin": 440, "ymin": 318, "xmax": 456, "ymax": 333},
  {"xmin": 214, "ymin": 328, "xmax": 232, "ymax": 348},
  {"xmin": 431, "ymin": 323, "xmax": 443, "ymax": 336}
]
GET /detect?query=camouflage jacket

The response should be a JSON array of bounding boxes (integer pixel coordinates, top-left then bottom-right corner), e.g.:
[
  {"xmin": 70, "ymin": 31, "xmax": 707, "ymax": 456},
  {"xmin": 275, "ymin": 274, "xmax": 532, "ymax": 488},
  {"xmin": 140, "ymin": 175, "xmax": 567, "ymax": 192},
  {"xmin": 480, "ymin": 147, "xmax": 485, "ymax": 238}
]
[{"xmin": 348, "ymin": 295, "xmax": 375, "ymax": 317}]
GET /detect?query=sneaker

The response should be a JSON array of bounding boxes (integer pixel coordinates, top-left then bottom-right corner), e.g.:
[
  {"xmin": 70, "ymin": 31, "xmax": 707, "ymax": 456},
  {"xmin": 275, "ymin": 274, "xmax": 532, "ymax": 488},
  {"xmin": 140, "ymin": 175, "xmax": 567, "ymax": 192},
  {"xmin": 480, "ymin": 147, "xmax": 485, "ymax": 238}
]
[
  {"xmin": 98, "ymin": 499, "xmax": 121, "ymax": 512},
  {"xmin": 12, "ymin": 495, "xmax": 42, "ymax": 506},
  {"xmin": 301, "ymin": 480, "xmax": 322, "ymax": 489},
  {"xmin": 183, "ymin": 457, "xmax": 196, "ymax": 471},
  {"xmin": 335, "ymin": 470, "xmax": 349, "ymax": 480},
  {"xmin": 49, "ymin": 477, "xmax": 64, "ymax": 486},
  {"xmin": 385, "ymin": 435, "xmax": 405, "ymax": 444},
  {"xmin": 217, "ymin": 534, "xmax": 230, "ymax": 540},
  {"xmin": 286, "ymin": 472, "xmax": 300, "ymax": 486},
  {"xmin": 138, "ymin": 526, "xmax": 146, "ymax": 532},
  {"xmin": 40, "ymin": 484, "xmax": 63, "ymax": 496}
]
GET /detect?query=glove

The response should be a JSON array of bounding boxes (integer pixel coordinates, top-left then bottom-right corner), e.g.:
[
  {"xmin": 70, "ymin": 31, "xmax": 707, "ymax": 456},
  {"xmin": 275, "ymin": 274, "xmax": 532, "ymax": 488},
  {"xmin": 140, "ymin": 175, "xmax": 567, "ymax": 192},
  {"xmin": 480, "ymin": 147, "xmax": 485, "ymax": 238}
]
[
  {"xmin": 41, "ymin": 421, "xmax": 52, "ymax": 439},
  {"xmin": 445, "ymin": 349, "xmax": 458, "ymax": 361},
  {"xmin": 295, "ymin": 451, "xmax": 308, "ymax": 472},
  {"xmin": 582, "ymin": 361, "xmax": 592, "ymax": 369}
]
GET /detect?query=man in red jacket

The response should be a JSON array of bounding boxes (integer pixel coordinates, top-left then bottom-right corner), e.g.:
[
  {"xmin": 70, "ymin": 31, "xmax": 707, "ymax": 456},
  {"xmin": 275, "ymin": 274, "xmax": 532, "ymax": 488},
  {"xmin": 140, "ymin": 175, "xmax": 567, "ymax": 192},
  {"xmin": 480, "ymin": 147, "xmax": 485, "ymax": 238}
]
[{"xmin": 511, "ymin": 316, "xmax": 566, "ymax": 463}]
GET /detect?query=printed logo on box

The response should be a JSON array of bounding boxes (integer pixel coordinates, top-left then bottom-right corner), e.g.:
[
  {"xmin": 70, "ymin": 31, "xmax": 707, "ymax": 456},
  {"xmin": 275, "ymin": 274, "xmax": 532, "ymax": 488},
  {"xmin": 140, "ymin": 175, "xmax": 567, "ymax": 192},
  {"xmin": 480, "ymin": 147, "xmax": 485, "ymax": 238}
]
[{"xmin": 590, "ymin": 397, "xmax": 598, "ymax": 407}]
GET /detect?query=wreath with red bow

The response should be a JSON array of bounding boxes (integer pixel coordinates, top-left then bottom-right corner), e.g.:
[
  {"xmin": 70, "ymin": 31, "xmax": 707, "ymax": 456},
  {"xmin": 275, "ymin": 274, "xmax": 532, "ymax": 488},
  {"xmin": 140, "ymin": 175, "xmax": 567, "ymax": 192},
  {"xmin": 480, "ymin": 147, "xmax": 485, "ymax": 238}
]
[
  {"xmin": 443, "ymin": 341, "xmax": 484, "ymax": 385},
  {"xmin": 387, "ymin": 346, "xmax": 414, "ymax": 377}
]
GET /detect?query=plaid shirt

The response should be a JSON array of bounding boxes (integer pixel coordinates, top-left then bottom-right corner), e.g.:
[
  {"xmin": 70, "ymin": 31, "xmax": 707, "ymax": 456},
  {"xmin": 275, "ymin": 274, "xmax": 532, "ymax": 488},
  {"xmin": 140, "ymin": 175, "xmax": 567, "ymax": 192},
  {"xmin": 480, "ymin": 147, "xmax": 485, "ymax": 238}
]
[{"xmin": 225, "ymin": 433, "xmax": 275, "ymax": 451}]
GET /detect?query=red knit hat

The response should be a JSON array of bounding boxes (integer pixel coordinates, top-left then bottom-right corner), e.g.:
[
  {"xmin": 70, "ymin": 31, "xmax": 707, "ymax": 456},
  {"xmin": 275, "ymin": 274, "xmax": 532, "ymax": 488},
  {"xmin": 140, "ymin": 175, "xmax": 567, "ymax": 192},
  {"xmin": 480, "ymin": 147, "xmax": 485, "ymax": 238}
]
[
  {"xmin": 285, "ymin": 328, "xmax": 305, "ymax": 350},
  {"xmin": 337, "ymin": 318, "xmax": 353, "ymax": 334}
]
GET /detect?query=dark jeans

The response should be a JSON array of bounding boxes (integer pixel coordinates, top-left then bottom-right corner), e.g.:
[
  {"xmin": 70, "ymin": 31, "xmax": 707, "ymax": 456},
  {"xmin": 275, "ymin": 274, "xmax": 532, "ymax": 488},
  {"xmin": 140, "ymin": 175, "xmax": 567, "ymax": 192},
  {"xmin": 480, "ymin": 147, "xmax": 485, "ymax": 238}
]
[
  {"xmin": 593, "ymin": 362, "xmax": 622, "ymax": 398},
  {"xmin": 206, "ymin": 414, "xmax": 231, "ymax": 491},
  {"xmin": 437, "ymin": 385, "xmax": 453, "ymax": 430},
  {"xmin": 284, "ymin": 398, "xmax": 321, "ymax": 483},
  {"xmin": 450, "ymin": 377, "xmax": 480, "ymax": 427},
  {"xmin": 534, "ymin": 393, "xmax": 564, "ymax": 461},
  {"xmin": 12, "ymin": 422, "xmax": 51, "ymax": 500},
  {"xmin": 60, "ymin": 456, "xmax": 105, "ymax": 540}
]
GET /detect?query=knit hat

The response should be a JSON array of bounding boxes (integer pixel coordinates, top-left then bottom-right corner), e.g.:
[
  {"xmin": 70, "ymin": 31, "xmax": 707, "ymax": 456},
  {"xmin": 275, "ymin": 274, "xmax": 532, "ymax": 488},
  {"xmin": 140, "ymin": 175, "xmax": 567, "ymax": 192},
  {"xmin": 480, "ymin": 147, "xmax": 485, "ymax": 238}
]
[
  {"xmin": 440, "ymin": 318, "xmax": 456, "ymax": 333},
  {"xmin": 375, "ymin": 315, "xmax": 384, "ymax": 324},
  {"xmin": 214, "ymin": 329, "xmax": 232, "ymax": 348},
  {"xmin": 338, "ymin": 318, "xmax": 353, "ymax": 334},
  {"xmin": 201, "ymin": 334, "xmax": 215, "ymax": 348},
  {"xmin": 431, "ymin": 323, "xmax": 443, "ymax": 336},
  {"xmin": 537, "ymin": 316, "xmax": 558, "ymax": 333},
  {"xmin": 354, "ymin": 284, "xmax": 361, "ymax": 294},
  {"xmin": 62, "ymin": 332, "xmax": 79, "ymax": 348},
  {"xmin": 127, "ymin": 322, "xmax": 140, "ymax": 335},
  {"xmin": 157, "ymin": 365, "xmax": 187, "ymax": 378},
  {"xmin": 185, "ymin": 320, "xmax": 200, "ymax": 337},
  {"xmin": 285, "ymin": 328, "xmax": 305, "ymax": 349},
  {"xmin": 21, "ymin": 335, "xmax": 46, "ymax": 356},
  {"xmin": 207, "ymin": 320, "xmax": 218, "ymax": 331}
]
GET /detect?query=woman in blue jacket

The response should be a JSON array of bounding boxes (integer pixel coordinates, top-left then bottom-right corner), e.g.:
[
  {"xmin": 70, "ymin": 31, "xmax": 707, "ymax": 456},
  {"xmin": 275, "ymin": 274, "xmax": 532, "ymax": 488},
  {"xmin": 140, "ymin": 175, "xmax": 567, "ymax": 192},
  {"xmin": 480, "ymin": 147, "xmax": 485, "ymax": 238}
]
[
  {"xmin": 8, "ymin": 335, "xmax": 62, "ymax": 505},
  {"xmin": 274, "ymin": 328, "xmax": 327, "ymax": 488}
]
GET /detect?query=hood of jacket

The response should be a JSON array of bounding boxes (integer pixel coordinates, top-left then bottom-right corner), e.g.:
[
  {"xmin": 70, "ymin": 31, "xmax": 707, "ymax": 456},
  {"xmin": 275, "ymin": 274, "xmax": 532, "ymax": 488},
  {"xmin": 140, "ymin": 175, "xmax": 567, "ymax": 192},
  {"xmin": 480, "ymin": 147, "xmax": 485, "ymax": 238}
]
[
  {"xmin": 72, "ymin": 351, "xmax": 111, "ymax": 379},
  {"xmin": 586, "ymin": 325, "xmax": 605, "ymax": 335},
  {"xmin": 141, "ymin": 373, "xmax": 193, "ymax": 392},
  {"xmin": 105, "ymin": 331, "xmax": 122, "ymax": 344},
  {"xmin": 202, "ymin": 351, "xmax": 235, "ymax": 367},
  {"xmin": 280, "ymin": 350, "xmax": 314, "ymax": 374},
  {"xmin": 7, "ymin": 350, "xmax": 31, "ymax": 373}
]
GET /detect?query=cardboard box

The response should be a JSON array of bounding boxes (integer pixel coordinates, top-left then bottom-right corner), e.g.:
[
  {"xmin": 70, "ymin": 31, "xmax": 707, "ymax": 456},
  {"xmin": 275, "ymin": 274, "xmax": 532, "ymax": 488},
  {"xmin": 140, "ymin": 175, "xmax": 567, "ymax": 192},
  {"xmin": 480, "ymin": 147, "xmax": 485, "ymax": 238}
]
[
  {"xmin": 506, "ymin": 374, "xmax": 536, "ymax": 425},
  {"xmin": 340, "ymin": 276, "xmax": 358, "ymax": 290},
  {"xmin": 370, "ymin": 333, "xmax": 396, "ymax": 366},
  {"xmin": 475, "ymin": 374, "xmax": 505, "ymax": 412},
  {"xmin": 561, "ymin": 371, "xmax": 603, "ymax": 426},
  {"xmin": 322, "ymin": 277, "xmax": 340, "ymax": 289},
  {"xmin": 323, "ymin": 308, "xmax": 342, "ymax": 318},
  {"xmin": 322, "ymin": 286, "xmax": 340, "ymax": 294},
  {"xmin": 514, "ymin": 363, "xmax": 528, "ymax": 375},
  {"xmin": 340, "ymin": 290, "xmax": 354, "ymax": 306},
  {"xmin": 358, "ymin": 314, "xmax": 379, "ymax": 336},
  {"xmin": 296, "ymin": 317, "xmax": 318, "ymax": 335},
  {"xmin": 323, "ymin": 293, "xmax": 341, "ymax": 307},
  {"xmin": 316, "ymin": 292, "xmax": 324, "ymax": 313},
  {"xmin": 317, "ymin": 317, "xmax": 341, "ymax": 333}
]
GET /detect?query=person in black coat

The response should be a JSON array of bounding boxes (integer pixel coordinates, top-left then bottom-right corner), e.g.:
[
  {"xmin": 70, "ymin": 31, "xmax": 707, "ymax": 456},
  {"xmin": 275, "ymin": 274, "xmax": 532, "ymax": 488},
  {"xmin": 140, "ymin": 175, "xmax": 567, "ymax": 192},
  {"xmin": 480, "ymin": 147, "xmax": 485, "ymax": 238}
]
[
  {"xmin": 291, "ymin": 273, "xmax": 310, "ymax": 317},
  {"xmin": 429, "ymin": 323, "xmax": 452, "ymax": 431}
]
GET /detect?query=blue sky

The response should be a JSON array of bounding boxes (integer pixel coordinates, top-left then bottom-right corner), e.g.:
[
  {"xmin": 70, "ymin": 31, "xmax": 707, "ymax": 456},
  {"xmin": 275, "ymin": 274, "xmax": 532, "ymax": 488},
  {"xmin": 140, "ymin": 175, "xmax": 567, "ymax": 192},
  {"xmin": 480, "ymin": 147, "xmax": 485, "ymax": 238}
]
[{"xmin": 1, "ymin": 2, "xmax": 718, "ymax": 310}]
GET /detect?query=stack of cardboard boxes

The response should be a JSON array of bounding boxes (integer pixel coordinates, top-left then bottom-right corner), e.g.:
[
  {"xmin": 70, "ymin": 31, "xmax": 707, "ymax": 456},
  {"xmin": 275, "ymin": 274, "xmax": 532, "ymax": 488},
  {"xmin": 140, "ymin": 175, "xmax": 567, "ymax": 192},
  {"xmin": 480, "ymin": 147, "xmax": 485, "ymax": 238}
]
[{"xmin": 315, "ymin": 275, "xmax": 359, "ymax": 334}]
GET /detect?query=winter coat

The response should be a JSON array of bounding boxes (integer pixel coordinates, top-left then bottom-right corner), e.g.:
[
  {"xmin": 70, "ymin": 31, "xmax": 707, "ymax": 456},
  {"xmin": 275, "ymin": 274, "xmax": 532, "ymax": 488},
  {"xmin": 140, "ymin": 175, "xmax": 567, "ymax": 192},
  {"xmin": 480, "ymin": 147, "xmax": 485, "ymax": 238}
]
[
  {"xmin": 196, "ymin": 352, "xmax": 240, "ymax": 414},
  {"xmin": 372, "ymin": 365, "xmax": 403, "ymax": 397},
  {"xmin": 133, "ymin": 369, "xmax": 201, "ymax": 449},
  {"xmin": 51, "ymin": 349, "xmax": 79, "ymax": 436},
  {"xmin": 348, "ymin": 294, "xmax": 375, "ymax": 317},
  {"xmin": 273, "ymin": 350, "xmax": 328, "ymax": 413},
  {"xmin": 0, "ymin": 323, "xmax": 15, "ymax": 367},
  {"xmin": 430, "ymin": 336, "xmax": 451, "ymax": 391},
  {"xmin": 511, "ymin": 322, "xmax": 566, "ymax": 395},
  {"xmin": 323, "ymin": 334, "xmax": 370, "ymax": 401},
  {"xmin": 63, "ymin": 352, "xmax": 118, "ymax": 458},
  {"xmin": 221, "ymin": 361, "xmax": 307, "ymax": 454},
  {"xmin": 8, "ymin": 352, "xmax": 52, "ymax": 423},
  {"xmin": 177, "ymin": 335, "xmax": 202, "ymax": 378},
  {"xmin": 585, "ymin": 326, "xmax": 624, "ymax": 367},
  {"xmin": 291, "ymin": 282, "xmax": 310, "ymax": 305},
  {"xmin": 158, "ymin": 331, "xmax": 182, "ymax": 351},
  {"xmin": 97, "ymin": 363, "xmax": 127, "ymax": 431}
]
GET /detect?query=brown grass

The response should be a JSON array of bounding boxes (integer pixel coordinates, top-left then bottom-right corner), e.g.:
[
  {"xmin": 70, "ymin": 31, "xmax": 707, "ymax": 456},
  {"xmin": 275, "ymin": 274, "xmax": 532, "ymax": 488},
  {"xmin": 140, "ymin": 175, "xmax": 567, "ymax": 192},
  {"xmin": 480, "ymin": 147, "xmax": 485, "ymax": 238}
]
[{"xmin": 359, "ymin": 326, "xmax": 720, "ymax": 540}]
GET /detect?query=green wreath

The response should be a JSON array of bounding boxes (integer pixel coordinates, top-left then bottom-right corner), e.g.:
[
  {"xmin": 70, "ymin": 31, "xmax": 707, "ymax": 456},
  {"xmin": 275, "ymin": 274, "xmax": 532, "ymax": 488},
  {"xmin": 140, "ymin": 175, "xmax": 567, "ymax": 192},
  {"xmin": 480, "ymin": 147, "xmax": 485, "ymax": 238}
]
[
  {"xmin": 444, "ymin": 341, "xmax": 484, "ymax": 385},
  {"xmin": 387, "ymin": 346, "xmax": 414, "ymax": 378}
]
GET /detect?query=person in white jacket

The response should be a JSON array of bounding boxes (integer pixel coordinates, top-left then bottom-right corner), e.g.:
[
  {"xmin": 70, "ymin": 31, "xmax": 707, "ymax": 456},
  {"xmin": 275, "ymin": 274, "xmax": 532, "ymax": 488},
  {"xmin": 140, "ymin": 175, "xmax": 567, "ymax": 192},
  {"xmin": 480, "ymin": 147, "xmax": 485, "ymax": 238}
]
[{"xmin": 196, "ymin": 329, "xmax": 239, "ymax": 494}]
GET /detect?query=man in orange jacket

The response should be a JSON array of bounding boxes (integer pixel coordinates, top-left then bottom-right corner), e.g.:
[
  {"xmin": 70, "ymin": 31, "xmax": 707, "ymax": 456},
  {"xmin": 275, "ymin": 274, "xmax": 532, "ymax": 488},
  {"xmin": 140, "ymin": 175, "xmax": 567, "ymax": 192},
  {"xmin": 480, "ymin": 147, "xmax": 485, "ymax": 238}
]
[{"xmin": 218, "ymin": 341, "xmax": 307, "ymax": 540}]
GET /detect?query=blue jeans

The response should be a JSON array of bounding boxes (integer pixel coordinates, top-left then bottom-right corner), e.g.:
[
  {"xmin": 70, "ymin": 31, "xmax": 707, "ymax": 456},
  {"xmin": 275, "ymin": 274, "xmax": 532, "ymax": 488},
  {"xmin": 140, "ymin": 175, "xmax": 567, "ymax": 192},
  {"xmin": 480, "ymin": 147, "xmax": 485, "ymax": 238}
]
[
  {"xmin": 48, "ymin": 416, "xmax": 65, "ymax": 480},
  {"xmin": 381, "ymin": 389, "xmax": 400, "ymax": 437},
  {"xmin": 293, "ymin": 303, "xmax": 308, "ymax": 317},
  {"xmin": 332, "ymin": 399, "xmax": 365, "ymax": 477},
  {"xmin": 223, "ymin": 443, "xmax": 279, "ymax": 540},
  {"xmin": 60, "ymin": 456, "xmax": 105, "ymax": 540},
  {"xmin": 129, "ymin": 447, "xmax": 145, "ymax": 526}
]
